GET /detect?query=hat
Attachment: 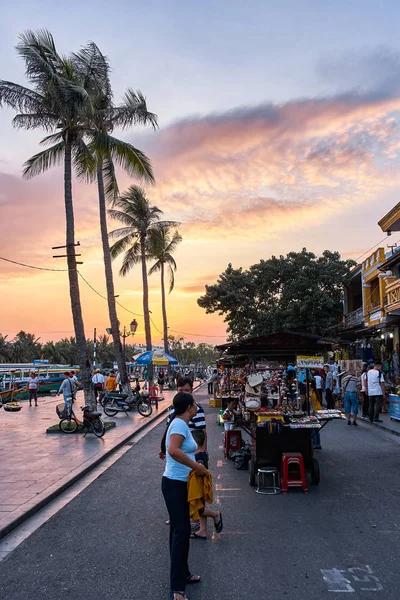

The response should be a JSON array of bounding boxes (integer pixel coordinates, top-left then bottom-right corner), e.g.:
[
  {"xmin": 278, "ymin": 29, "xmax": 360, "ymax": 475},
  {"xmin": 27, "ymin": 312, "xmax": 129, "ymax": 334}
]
[{"xmin": 95, "ymin": 368, "xmax": 101, "ymax": 373}]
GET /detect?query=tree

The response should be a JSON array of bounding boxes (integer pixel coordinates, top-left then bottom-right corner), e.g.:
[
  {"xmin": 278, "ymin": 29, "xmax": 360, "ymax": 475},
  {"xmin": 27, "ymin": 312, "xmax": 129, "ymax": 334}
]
[
  {"xmin": 198, "ymin": 249, "xmax": 356, "ymax": 339},
  {"xmin": 147, "ymin": 227, "xmax": 182, "ymax": 353},
  {"xmin": 167, "ymin": 335, "xmax": 218, "ymax": 366},
  {"xmin": 73, "ymin": 44, "xmax": 158, "ymax": 397},
  {"xmin": 0, "ymin": 335, "xmax": 12, "ymax": 363},
  {"xmin": 109, "ymin": 186, "xmax": 178, "ymax": 352},
  {"xmin": 0, "ymin": 30, "xmax": 100, "ymax": 406}
]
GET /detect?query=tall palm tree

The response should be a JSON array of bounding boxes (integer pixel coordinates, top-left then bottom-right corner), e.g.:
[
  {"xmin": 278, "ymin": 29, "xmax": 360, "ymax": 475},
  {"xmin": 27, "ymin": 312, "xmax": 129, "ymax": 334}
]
[
  {"xmin": 109, "ymin": 186, "xmax": 178, "ymax": 352},
  {"xmin": 73, "ymin": 45, "xmax": 158, "ymax": 395},
  {"xmin": 147, "ymin": 227, "xmax": 182, "ymax": 353},
  {"xmin": 0, "ymin": 31, "xmax": 108, "ymax": 406}
]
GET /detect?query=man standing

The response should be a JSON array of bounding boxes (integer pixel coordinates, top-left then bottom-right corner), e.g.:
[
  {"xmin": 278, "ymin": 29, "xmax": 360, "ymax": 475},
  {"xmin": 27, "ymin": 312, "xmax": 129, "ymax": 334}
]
[
  {"xmin": 92, "ymin": 368, "xmax": 105, "ymax": 400},
  {"xmin": 314, "ymin": 370, "xmax": 323, "ymax": 406},
  {"xmin": 360, "ymin": 363, "xmax": 372, "ymax": 419},
  {"xmin": 26, "ymin": 372, "xmax": 39, "ymax": 407},
  {"xmin": 342, "ymin": 369, "xmax": 361, "ymax": 426},
  {"xmin": 57, "ymin": 372, "xmax": 75, "ymax": 412},
  {"xmin": 366, "ymin": 360, "xmax": 386, "ymax": 423},
  {"xmin": 323, "ymin": 365, "xmax": 334, "ymax": 409}
]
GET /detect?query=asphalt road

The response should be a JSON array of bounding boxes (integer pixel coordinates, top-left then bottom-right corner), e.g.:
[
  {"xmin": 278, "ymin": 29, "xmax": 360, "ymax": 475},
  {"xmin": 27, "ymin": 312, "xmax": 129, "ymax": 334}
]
[{"xmin": 2, "ymin": 388, "xmax": 400, "ymax": 600}]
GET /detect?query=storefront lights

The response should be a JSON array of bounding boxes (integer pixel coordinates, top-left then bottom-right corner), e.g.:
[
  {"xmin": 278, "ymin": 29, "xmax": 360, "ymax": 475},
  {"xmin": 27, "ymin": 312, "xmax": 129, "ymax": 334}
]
[
  {"xmin": 381, "ymin": 334, "xmax": 385, "ymax": 339},
  {"xmin": 390, "ymin": 332, "xmax": 394, "ymax": 338}
]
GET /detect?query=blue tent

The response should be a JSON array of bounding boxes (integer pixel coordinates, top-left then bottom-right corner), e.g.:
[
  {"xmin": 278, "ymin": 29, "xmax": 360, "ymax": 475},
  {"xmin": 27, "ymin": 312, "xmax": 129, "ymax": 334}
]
[{"xmin": 134, "ymin": 350, "xmax": 178, "ymax": 366}]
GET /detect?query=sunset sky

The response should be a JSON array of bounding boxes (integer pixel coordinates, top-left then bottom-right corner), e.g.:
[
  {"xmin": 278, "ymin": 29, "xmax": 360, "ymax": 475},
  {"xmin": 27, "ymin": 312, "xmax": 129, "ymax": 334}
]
[{"xmin": 2, "ymin": 1, "xmax": 400, "ymax": 346}]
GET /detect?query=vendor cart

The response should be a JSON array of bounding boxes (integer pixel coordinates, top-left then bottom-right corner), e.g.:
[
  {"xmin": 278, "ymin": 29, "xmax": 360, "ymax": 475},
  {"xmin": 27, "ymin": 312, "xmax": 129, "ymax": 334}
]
[
  {"xmin": 240, "ymin": 418, "xmax": 320, "ymax": 487},
  {"xmin": 216, "ymin": 331, "xmax": 346, "ymax": 488}
]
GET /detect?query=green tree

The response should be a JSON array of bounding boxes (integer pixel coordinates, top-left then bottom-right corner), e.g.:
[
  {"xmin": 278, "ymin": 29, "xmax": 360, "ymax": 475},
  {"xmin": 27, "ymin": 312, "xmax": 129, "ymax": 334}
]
[
  {"xmin": 198, "ymin": 249, "xmax": 356, "ymax": 339},
  {"xmin": 0, "ymin": 335, "xmax": 12, "ymax": 363},
  {"xmin": 167, "ymin": 336, "xmax": 218, "ymax": 367},
  {"xmin": 147, "ymin": 227, "xmax": 182, "ymax": 353},
  {"xmin": 11, "ymin": 331, "xmax": 42, "ymax": 362},
  {"xmin": 109, "ymin": 186, "xmax": 178, "ymax": 352},
  {"xmin": 0, "ymin": 31, "xmax": 101, "ymax": 406}
]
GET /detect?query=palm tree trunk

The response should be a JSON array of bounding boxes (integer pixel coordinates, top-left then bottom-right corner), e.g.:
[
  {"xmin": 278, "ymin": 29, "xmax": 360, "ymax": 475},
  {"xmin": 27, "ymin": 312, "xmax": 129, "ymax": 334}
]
[
  {"xmin": 64, "ymin": 138, "xmax": 95, "ymax": 408},
  {"xmin": 97, "ymin": 164, "xmax": 132, "ymax": 398},
  {"xmin": 160, "ymin": 262, "xmax": 169, "ymax": 354},
  {"xmin": 141, "ymin": 234, "xmax": 152, "ymax": 352}
]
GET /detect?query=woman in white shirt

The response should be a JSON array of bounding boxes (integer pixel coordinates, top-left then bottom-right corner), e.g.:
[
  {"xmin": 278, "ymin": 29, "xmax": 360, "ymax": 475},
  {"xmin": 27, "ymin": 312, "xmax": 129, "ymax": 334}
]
[{"xmin": 26, "ymin": 372, "xmax": 39, "ymax": 407}]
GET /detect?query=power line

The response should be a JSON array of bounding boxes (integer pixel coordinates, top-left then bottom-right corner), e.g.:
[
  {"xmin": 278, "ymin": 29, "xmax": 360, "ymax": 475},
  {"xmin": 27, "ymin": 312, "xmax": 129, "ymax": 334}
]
[
  {"xmin": 355, "ymin": 235, "xmax": 390, "ymax": 262},
  {"xmin": 0, "ymin": 253, "xmax": 225, "ymax": 339},
  {"xmin": 0, "ymin": 255, "xmax": 68, "ymax": 272}
]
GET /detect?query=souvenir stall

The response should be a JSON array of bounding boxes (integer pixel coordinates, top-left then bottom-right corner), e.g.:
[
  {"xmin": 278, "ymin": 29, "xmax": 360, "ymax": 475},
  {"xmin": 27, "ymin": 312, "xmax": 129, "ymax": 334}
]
[
  {"xmin": 213, "ymin": 359, "xmax": 244, "ymax": 409},
  {"xmin": 215, "ymin": 331, "xmax": 345, "ymax": 488}
]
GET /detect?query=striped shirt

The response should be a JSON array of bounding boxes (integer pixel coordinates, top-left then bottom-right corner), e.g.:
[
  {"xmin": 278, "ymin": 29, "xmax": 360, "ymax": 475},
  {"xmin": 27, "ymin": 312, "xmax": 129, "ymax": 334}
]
[
  {"xmin": 166, "ymin": 402, "xmax": 206, "ymax": 430},
  {"xmin": 342, "ymin": 375, "xmax": 360, "ymax": 394}
]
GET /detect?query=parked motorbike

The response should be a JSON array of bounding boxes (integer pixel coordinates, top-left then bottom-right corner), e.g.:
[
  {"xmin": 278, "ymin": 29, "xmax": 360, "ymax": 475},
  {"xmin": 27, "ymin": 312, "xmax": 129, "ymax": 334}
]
[{"xmin": 100, "ymin": 389, "xmax": 152, "ymax": 418}]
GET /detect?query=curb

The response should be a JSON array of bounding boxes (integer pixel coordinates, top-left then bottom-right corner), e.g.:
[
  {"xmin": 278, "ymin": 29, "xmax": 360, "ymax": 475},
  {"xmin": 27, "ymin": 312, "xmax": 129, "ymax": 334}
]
[
  {"xmin": 363, "ymin": 417, "xmax": 400, "ymax": 438},
  {"xmin": 0, "ymin": 382, "xmax": 204, "ymax": 541}
]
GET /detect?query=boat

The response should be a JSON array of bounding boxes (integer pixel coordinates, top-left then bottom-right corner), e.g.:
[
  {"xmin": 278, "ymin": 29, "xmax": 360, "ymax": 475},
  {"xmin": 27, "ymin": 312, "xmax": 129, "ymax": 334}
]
[{"xmin": 0, "ymin": 363, "xmax": 80, "ymax": 403}]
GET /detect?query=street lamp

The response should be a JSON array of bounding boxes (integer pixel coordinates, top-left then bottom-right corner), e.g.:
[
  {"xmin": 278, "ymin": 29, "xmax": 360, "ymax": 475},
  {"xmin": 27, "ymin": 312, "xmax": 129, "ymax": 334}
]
[{"xmin": 106, "ymin": 320, "xmax": 139, "ymax": 363}]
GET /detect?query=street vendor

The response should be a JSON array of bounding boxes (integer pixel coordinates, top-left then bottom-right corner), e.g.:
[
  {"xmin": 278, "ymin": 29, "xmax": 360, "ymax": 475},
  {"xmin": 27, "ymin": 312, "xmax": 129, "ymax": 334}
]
[{"xmin": 222, "ymin": 398, "xmax": 237, "ymax": 431}]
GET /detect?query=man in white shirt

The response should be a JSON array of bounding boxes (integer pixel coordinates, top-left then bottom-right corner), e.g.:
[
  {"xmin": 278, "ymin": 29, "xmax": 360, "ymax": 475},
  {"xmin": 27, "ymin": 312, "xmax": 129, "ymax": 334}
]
[
  {"xmin": 366, "ymin": 360, "xmax": 386, "ymax": 423},
  {"xmin": 92, "ymin": 369, "xmax": 105, "ymax": 399},
  {"xmin": 314, "ymin": 371, "xmax": 323, "ymax": 405}
]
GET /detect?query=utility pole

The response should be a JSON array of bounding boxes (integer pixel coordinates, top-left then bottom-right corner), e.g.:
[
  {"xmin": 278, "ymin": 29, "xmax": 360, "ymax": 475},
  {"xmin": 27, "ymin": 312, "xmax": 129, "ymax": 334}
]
[{"xmin": 93, "ymin": 327, "xmax": 97, "ymax": 367}]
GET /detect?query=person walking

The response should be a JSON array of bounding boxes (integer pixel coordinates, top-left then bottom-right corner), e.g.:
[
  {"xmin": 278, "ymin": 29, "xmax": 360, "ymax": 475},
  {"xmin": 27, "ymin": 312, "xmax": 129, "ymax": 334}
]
[
  {"xmin": 26, "ymin": 372, "xmax": 39, "ymax": 407},
  {"xmin": 57, "ymin": 372, "xmax": 75, "ymax": 412},
  {"xmin": 360, "ymin": 363, "xmax": 371, "ymax": 419},
  {"xmin": 323, "ymin": 365, "xmax": 334, "ymax": 409},
  {"xmin": 366, "ymin": 360, "xmax": 386, "ymax": 423},
  {"xmin": 92, "ymin": 369, "xmax": 105, "ymax": 400},
  {"xmin": 207, "ymin": 369, "xmax": 218, "ymax": 395},
  {"xmin": 161, "ymin": 392, "xmax": 206, "ymax": 600},
  {"xmin": 313, "ymin": 370, "xmax": 323, "ymax": 406},
  {"xmin": 342, "ymin": 369, "xmax": 361, "ymax": 426},
  {"xmin": 105, "ymin": 370, "xmax": 117, "ymax": 392},
  {"xmin": 158, "ymin": 369, "xmax": 165, "ymax": 396}
]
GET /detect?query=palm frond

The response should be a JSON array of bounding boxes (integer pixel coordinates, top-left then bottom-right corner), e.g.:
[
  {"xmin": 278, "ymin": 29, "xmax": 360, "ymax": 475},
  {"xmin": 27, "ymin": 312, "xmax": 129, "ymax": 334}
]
[
  {"xmin": 72, "ymin": 42, "xmax": 112, "ymax": 99},
  {"xmin": 102, "ymin": 156, "xmax": 119, "ymax": 204},
  {"xmin": 12, "ymin": 112, "xmax": 59, "ymax": 131},
  {"xmin": 22, "ymin": 142, "xmax": 65, "ymax": 179},
  {"xmin": 39, "ymin": 131, "xmax": 64, "ymax": 145},
  {"xmin": 107, "ymin": 209, "xmax": 136, "ymax": 227},
  {"xmin": 73, "ymin": 138, "xmax": 97, "ymax": 182},
  {"xmin": 91, "ymin": 131, "xmax": 154, "ymax": 184},
  {"xmin": 0, "ymin": 81, "xmax": 45, "ymax": 113},
  {"xmin": 16, "ymin": 29, "xmax": 62, "ymax": 89},
  {"xmin": 119, "ymin": 242, "xmax": 142, "ymax": 276},
  {"xmin": 148, "ymin": 260, "xmax": 162, "ymax": 276},
  {"xmin": 167, "ymin": 264, "xmax": 175, "ymax": 294},
  {"xmin": 109, "ymin": 235, "xmax": 137, "ymax": 259},
  {"xmin": 112, "ymin": 89, "xmax": 158, "ymax": 130}
]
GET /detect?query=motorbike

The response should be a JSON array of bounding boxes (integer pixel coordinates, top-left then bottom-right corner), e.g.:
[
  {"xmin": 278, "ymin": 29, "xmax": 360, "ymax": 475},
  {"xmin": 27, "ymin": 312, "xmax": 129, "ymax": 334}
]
[{"xmin": 100, "ymin": 389, "xmax": 152, "ymax": 418}]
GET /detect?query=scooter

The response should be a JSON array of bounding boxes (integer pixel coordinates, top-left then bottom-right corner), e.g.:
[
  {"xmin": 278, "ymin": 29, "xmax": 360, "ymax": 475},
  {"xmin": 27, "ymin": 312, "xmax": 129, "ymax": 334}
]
[{"xmin": 100, "ymin": 389, "xmax": 152, "ymax": 418}]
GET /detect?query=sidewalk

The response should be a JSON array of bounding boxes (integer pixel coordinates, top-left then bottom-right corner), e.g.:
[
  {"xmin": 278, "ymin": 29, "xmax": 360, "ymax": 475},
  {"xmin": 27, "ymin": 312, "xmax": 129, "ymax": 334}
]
[
  {"xmin": 363, "ymin": 410, "xmax": 400, "ymax": 436},
  {"xmin": 0, "ymin": 389, "xmax": 173, "ymax": 540}
]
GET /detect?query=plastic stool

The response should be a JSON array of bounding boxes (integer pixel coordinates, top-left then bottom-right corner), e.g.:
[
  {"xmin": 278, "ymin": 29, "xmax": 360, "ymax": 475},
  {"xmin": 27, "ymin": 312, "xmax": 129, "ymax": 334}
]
[
  {"xmin": 281, "ymin": 452, "xmax": 308, "ymax": 493},
  {"xmin": 224, "ymin": 429, "xmax": 242, "ymax": 459},
  {"xmin": 256, "ymin": 467, "xmax": 281, "ymax": 495},
  {"xmin": 148, "ymin": 385, "xmax": 159, "ymax": 409}
]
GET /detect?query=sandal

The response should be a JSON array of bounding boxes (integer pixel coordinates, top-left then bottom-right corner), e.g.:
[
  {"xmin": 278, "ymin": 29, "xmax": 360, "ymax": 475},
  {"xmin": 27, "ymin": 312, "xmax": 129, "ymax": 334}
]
[
  {"xmin": 190, "ymin": 532, "xmax": 207, "ymax": 540},
  {"xmin": 172, "ymin": 593, "xmax": 188, "ymax": 600},
  {"xmin": 186, "ymin": 574, "xmax": 201, "ymax": 584},
  {"xmin": 214, "ymin": 512, "xmax": 223, "ymax": 534}
]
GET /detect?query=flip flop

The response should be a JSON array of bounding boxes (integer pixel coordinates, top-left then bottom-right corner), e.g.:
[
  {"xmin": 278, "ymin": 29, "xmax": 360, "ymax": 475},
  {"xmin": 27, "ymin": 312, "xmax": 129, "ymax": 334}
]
[
  {"xmin": 190, "ymin": 532, "xmax": 207, "ymax": 540},
  {"xmin": 186, "ymin": 575, "xmax": 201, "ymax": 584},
  {"xmin": 214, "ymin": 512, "xmax": 223, "ymax": 534}
]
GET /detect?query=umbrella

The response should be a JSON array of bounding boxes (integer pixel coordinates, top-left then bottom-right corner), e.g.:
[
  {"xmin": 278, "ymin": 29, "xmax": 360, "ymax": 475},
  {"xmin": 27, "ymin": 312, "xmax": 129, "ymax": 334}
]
[{"xmin": 134, "ymin": 350, "xmax": 178, "ymax": 366}]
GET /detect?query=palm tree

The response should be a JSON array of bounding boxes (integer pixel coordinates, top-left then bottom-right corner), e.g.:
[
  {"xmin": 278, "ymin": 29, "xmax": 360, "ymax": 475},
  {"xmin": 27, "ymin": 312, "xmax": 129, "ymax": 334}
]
[
  {"xmin": 0, "ymin": 31, "xmax": 107, "ymax": 406},
  {"xmin": 72, "ymin": 44, "xmax": 158, "ymax": 395},
  {"xmin": 109, "ymin": 186, "xmax": 178, "ymax": 352},
  {"xmin": 147, "ymin": 227, "xmax": 182, "ymax": 353}
]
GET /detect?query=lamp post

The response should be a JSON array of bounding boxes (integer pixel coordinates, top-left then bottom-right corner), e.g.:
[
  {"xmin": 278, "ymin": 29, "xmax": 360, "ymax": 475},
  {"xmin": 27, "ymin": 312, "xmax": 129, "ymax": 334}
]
[{"xmin": 106, "ymin": 319, "xmax": 138, "ymax": 364}]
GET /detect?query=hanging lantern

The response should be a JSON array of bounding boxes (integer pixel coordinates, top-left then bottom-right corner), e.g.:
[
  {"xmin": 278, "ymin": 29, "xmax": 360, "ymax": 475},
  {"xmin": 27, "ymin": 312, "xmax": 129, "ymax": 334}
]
[{"xmin": 130, "ymin": 319, "xmax": 138, "ymax": 333}]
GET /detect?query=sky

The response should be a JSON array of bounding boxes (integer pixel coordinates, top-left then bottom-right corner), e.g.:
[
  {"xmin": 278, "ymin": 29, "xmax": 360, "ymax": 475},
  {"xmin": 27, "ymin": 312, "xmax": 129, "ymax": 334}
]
[{"xmin": 2, "ymin": 0, "xmax": 400, "ymax": 346}]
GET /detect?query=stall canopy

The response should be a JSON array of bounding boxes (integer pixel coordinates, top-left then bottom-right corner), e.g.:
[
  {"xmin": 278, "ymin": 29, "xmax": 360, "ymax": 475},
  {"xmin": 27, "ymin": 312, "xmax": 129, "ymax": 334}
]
[{"xmin": 215, "ymin": 331, "xmax": 341, "ymax": 362}]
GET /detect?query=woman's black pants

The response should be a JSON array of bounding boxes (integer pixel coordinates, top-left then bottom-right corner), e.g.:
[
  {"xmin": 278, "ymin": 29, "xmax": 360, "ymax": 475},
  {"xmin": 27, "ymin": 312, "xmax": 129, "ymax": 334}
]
[{"xmin": 162, "ymin": 476, "xmax": 191, "ymax": 593}]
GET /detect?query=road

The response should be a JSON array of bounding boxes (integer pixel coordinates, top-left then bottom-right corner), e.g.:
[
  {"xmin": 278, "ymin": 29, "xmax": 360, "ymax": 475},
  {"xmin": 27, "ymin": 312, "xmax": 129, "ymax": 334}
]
[{"xmin": 2, "ymin": 387, "xmax": 400, "ymax": 600}]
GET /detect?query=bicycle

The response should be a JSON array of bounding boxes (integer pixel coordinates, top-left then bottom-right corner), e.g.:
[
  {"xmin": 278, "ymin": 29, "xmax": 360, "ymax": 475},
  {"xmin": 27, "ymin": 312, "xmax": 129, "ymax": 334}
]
[{"xmin": 57, "ymin": 402, "xmax": 106, "ymax": 437}]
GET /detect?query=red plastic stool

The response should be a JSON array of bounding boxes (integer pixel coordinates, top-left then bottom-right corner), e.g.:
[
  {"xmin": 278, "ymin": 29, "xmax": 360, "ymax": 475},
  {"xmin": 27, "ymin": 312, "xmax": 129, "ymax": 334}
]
[
  {"xmin": 148, "ymin": 385, "xmax": 159, "ymax": 409},
  {"xmin": 224, "ymin": 429, "xmax": 242, "ymax": 459},
  {"xmin": 281, "ymin": 452, "xmax": 308, "ymax": 493}
]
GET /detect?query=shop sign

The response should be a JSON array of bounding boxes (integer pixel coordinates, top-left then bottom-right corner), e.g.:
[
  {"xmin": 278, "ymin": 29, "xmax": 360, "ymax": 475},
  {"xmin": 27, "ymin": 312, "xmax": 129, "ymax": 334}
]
[{"xmin": 296, "ymin": 355, "xmax": 324, "ymax": 369}]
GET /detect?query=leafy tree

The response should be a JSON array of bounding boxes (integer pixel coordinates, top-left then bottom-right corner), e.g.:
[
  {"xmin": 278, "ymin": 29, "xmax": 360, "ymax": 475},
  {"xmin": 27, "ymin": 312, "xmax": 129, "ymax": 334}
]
[
  {"xmin": 167, "ymin": 336, "xmax": 218, "ymax": 366},
  {"xmin": 147, "ymin": 227, "xmax": 182, "ymax": 353},
  {"xmin": 109, "ymin": 186, "xmax": 178, "ymax": 352},
  {"xmin": 198, "ymin": 249, "xmax": 356, "ymax": 340}
]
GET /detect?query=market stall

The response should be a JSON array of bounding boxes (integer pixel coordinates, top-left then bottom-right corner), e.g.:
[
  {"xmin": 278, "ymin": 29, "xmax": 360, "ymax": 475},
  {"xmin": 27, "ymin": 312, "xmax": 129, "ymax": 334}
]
[{"xmin": 215, "ymin": 331, "xmax": 345, "ymax": 488}]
